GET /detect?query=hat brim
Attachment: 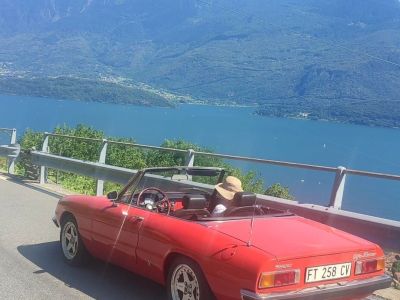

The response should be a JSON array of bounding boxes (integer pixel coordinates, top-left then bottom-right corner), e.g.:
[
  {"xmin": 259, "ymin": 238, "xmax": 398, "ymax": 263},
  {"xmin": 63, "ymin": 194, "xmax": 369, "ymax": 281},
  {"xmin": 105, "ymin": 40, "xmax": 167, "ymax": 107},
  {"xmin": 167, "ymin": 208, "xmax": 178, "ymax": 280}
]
[{"xmin": 215, "ymin": 183, "xmax": 242, "ymax": 201}]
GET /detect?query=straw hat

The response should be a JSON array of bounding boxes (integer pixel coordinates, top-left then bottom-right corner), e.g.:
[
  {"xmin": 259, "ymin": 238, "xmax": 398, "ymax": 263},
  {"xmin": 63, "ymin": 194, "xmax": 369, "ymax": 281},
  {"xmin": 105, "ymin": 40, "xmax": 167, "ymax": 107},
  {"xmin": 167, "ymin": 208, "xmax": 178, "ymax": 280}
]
[{"xmin": 215, "ymin": 176, "xmax": 243, "ymax": 200}]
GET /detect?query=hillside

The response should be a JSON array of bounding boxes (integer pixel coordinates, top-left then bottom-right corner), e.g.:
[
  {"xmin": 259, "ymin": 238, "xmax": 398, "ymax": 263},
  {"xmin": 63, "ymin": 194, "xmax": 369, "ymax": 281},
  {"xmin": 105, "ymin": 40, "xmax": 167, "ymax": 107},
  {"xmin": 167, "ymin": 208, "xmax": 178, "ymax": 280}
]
[
  {"xmin": 0, "ymin": 76, "xmax": 176, "ymax": 107},
  {"xmin": 0, "ymin": 0, "xmax": 399, "ymax": 125}
]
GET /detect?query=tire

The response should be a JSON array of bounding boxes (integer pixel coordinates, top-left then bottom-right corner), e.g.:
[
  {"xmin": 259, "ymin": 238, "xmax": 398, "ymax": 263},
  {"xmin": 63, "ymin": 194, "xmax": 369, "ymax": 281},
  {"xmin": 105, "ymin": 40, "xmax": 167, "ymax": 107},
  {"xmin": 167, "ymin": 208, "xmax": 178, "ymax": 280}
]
[
  {"xmin": 167, "ymin": 257, "xmax": 215, "ymax": 300},
  {"xmin": 60, "ymin": 214, "xmax": 89, "ymax": 266}
]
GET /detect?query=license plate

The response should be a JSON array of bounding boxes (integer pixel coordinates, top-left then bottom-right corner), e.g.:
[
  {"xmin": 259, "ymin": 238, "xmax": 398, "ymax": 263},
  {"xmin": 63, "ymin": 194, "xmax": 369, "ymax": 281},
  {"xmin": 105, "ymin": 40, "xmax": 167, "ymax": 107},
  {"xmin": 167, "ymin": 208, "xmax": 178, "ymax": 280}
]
[{"xmin": 305, "ymin": 262, "xmax": 352, "ymax": 283}]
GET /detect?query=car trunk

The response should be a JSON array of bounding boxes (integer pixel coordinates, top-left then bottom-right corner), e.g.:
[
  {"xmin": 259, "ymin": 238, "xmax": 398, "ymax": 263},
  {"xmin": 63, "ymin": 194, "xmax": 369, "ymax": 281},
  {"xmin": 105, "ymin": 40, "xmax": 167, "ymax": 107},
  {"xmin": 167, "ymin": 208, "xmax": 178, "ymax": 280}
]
[{"xmin": 206, "ymin": 216, "xmax": 375, "ymax": 261}]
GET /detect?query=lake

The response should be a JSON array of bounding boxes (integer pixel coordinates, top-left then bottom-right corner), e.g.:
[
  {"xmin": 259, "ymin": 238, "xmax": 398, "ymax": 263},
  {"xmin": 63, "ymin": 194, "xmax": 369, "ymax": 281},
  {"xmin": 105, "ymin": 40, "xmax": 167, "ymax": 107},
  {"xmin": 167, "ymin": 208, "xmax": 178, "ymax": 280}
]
[{"xmin": 1, "ymin": 95, "xmax": 399, "ymax": 220}]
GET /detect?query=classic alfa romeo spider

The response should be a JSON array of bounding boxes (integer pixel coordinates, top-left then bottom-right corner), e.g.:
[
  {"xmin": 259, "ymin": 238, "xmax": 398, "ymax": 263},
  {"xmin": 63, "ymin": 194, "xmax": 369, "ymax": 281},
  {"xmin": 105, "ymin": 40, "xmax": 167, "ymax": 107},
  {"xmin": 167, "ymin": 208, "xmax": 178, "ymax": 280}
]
[{"xmin": 52, "ymin": 167, "xmax": 391, "ymax": 300}]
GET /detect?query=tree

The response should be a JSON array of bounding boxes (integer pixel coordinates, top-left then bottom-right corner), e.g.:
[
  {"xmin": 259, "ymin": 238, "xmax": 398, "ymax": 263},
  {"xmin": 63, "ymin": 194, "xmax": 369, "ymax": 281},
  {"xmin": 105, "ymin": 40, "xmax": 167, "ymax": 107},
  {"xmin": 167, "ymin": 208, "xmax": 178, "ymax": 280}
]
[{"xmin": 264, "ymin": 183, "xmax": 294, "ymax": 200}]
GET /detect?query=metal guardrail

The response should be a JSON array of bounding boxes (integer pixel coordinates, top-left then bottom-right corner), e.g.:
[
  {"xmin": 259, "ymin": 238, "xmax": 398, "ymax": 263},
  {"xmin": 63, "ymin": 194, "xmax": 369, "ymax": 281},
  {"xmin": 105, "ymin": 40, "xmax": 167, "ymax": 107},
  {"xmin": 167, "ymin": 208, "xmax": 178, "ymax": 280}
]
[
  {"xmin": 38, "ymin": 132, "xmax": 191, "ymax": 195},
  {"xmin": 1, "ymin": 130, "xmax": 400, "ymax": 207},
  {"xmin": 0, "ymin": 128, "xmax": 16, "ymax": 132},
  {"xmin": 31, "ymin": 151, "xmax": 137, "ymax": 185},
  {"xmin": 0, "ymin": 128, "xmax": 18, "ymax": 174},
  {"xmin": 37, "ymin": 132, "xmax": 400, "ymax": 209},
  {"xmin": 0, "ymin": 128, "xmax": 400, "ymax": 249}
]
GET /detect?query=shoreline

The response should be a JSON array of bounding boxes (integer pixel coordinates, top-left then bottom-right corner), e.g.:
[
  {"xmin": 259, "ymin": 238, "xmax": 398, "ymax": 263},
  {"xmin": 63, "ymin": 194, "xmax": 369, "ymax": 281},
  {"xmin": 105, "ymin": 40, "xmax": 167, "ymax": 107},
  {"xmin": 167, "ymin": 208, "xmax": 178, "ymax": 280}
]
[
  {"xmin": 1, "ymin": 92, "xmax": 398, "ymax": 130},
  {"xmin": 254, "ymin": 111, "xmax": 400, "ymax": 131}
]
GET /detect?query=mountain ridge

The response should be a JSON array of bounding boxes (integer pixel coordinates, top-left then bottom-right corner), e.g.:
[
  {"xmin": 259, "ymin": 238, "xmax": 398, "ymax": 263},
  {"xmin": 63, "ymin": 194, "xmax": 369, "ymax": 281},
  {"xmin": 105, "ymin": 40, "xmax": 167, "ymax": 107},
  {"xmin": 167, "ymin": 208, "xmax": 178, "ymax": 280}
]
[{"xmin": 0, "ymin": 0, "xmax": 400, "ymax": 126}]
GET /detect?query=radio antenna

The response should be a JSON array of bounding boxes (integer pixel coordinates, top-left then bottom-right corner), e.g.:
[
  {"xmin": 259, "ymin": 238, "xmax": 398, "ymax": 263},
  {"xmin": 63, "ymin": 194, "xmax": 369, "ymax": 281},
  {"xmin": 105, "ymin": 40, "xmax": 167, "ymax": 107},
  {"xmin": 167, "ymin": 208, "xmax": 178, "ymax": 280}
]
[{"xmin": 247, "ymin": 196, "xmax": 256, "ymax": 247}]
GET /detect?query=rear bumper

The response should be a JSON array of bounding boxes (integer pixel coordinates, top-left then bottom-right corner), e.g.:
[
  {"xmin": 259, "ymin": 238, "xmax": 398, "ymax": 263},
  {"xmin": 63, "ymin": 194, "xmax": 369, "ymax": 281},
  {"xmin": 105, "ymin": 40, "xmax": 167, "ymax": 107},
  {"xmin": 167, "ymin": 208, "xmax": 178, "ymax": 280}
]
[{"xmin": 241, "ymin": 274, "xmax": 392, "ymax": 300}]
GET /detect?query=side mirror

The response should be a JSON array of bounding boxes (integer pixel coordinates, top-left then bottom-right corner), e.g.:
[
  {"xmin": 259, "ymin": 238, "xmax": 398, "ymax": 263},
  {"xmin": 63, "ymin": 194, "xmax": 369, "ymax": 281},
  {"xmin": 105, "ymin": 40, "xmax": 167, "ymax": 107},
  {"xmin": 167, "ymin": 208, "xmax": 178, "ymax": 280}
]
[{"xmin": 107, "ymin": 191, "xmax": 118, "ymax": 200}]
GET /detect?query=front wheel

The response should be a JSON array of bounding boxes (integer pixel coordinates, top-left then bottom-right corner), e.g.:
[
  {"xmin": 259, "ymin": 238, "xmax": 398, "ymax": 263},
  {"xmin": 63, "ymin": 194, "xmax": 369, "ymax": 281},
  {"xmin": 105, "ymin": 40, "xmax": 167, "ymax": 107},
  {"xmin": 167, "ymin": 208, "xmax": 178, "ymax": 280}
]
[
  {"xmin": 60, "ymin": 215, "xmax": 88, "ymax": 266},
  {"xmin": 167, "ymin": 257, "xmax": 214, "ymax": 300}
]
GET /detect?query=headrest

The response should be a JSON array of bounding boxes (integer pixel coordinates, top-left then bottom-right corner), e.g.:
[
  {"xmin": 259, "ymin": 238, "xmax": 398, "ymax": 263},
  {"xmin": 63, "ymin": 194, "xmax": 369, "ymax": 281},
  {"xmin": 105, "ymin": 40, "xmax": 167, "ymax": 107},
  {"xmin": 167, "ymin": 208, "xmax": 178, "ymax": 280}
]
[
  {"xmin": 232, "ymin": 192, "xmax": 257, "ymax": 207},
  {"xmin": 182, "ymin": 195, "xmax": 207, "ymax": 209}
]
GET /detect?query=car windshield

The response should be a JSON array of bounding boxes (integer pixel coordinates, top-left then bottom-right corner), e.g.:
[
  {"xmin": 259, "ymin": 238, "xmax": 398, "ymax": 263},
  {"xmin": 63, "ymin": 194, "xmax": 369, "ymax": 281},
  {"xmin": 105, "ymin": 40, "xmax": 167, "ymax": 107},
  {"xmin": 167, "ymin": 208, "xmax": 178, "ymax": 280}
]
[
  {"xmin": 130, "ymin": 167, "xmax": 290, "ymax": 221},
  {"xmin": 136, "ymin": 167, "xmax": 225, "ymax": 192}
]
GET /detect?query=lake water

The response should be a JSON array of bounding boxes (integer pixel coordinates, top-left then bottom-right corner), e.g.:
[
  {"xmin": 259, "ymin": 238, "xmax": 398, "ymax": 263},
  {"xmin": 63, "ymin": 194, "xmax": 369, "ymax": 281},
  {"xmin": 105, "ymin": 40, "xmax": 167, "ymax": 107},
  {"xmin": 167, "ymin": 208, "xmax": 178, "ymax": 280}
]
[{"xmin": 1, "ymin": 95, "xmax": 399, "ymax": 220}]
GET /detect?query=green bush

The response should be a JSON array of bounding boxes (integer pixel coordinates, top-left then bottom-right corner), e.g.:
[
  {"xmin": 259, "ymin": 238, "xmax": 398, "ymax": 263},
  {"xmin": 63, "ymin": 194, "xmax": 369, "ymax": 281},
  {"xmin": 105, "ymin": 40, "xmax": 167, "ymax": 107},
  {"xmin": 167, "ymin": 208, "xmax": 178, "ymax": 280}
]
[
  {"xmin": 264, "ymin": 183, "xmax": 294, "ymax": 200},
  {"xmin": 393, "ymin": 260, "xmax": 400, "ymax": 273},
  {"xmin": 17, "ymin": 124, "xmax": 294, "ymax": 199},
  {"xmin": 0, "ymin": 157, "xmax": 7, "ymax": 171},
  {"xmin": 61, "ymin": 173, "xmax": 97, "ymax": 195}
]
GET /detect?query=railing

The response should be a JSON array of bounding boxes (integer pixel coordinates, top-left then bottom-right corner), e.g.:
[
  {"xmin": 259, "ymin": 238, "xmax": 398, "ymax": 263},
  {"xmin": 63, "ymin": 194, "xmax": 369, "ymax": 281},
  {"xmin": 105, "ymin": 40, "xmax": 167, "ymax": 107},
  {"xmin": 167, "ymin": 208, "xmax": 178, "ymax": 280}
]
[
  {"xmin": 38, "ymin": 132, "xmax": 400, "ymax": 209},
  {"xmin": 2, "ymin": 129, "xmax": 400, "ymax": 207},
  {"xmin": 38, "ymin": 132, "xmax": 192, "ymax": 196},
  {"xmin": 0, "ymin": 128, "xmax": 18, "ymax": 174},
  {"xmin": 1, "ymin": 128, "xmax": 400, "ymax": 249}
]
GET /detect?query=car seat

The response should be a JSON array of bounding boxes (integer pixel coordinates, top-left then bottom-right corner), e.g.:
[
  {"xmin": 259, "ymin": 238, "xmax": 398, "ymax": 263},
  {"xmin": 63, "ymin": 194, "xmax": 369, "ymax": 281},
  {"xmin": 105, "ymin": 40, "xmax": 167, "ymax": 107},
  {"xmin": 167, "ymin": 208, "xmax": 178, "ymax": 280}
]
[{"xmin": 172, "ymin": 194, "xmax": 211, "ymax": 220}]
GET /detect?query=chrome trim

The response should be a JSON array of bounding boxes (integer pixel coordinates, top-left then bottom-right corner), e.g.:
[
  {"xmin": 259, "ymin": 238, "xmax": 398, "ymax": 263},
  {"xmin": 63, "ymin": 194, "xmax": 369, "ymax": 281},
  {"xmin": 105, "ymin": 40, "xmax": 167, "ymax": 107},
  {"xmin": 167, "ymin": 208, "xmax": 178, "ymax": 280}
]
[{"xmin": 241, "ymin": 274, "xmax": 392, "ymax": 300}]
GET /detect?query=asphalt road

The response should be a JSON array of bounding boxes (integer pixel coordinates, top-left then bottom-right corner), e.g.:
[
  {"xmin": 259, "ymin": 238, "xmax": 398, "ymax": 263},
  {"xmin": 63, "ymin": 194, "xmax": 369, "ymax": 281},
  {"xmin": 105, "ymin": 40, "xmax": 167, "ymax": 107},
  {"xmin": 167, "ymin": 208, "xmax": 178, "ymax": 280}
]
[{"xmin": 0, "ymin": 176, "xmax": 166, "ymax": 300}]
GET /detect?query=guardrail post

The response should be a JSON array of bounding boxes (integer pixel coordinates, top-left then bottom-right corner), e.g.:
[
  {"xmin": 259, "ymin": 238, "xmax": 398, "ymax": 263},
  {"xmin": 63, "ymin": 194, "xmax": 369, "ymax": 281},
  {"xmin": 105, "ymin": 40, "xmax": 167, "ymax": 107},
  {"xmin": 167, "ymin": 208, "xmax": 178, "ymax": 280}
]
[
  {"xmin": 7, "ymin": 128, "xmax": 17, "ymax": 174},
  {"xmin": 185, "ymin": 149, "xmax": 195, "ymax": 181},
  {"xmin": 39, "ymin": 133, "xmax": 49, "ymax": 184},
  {"xmin": 96, "ymin": 139, "xmax": 108, "ymax": 196},
  {"xmin": 185, "ymin": 149, "xmax": 195, "ymax": 167},
  {"xmin": 329, "ymin": 166, "xmax": 347, "ymax": 209}
]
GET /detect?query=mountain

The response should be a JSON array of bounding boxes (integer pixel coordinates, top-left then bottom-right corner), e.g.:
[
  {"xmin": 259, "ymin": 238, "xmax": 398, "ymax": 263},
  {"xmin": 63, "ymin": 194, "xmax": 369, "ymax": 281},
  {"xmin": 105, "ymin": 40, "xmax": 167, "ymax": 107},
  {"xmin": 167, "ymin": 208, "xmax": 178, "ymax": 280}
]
[{"xmin": 0, "ymin": 0, "xmax": 400, "ymax": 125}]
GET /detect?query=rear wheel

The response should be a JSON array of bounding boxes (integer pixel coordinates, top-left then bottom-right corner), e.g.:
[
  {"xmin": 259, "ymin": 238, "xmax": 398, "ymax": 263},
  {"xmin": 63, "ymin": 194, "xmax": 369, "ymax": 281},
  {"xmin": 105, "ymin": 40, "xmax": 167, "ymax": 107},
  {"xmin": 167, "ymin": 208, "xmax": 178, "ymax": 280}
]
[
  {"xmin": 167, "ymin": 257, "xmax": 214, "ymax": 300},
  {"xmin": 60, "ymin": 215, "xmax": 88, "ymax": 266}
]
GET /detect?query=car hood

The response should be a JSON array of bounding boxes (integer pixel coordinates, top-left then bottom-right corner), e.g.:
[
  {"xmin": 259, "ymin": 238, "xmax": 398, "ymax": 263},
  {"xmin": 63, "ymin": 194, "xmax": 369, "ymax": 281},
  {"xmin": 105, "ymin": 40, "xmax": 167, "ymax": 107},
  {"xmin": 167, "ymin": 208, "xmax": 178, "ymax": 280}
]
[{"xmin": 206, "ymin": 216, "xmax": 375, "ymax": 261}]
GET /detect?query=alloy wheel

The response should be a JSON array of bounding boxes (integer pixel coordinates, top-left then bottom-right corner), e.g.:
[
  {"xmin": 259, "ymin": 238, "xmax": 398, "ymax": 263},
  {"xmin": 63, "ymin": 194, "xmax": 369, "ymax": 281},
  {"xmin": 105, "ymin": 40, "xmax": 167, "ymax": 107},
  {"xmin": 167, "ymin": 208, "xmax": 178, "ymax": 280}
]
[
  {"xmin": 61, "ymin": 221, "xmax": 79, "ymax": 260},
  {"xmin": 171, "ymin": 264, "xmax": 200, "ymax": 300}
]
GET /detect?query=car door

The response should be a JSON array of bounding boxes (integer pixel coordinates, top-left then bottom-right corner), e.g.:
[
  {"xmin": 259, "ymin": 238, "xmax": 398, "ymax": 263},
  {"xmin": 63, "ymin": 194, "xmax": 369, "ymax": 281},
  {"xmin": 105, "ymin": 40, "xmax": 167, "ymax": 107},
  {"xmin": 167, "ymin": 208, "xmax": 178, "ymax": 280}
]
[
  {"xmin": 92, "ymin": 202, "xmax": 150, "ymax": 268},
  {"xmin": 90, "ymin": 181, "xmax": 150, "ymax": 270}
]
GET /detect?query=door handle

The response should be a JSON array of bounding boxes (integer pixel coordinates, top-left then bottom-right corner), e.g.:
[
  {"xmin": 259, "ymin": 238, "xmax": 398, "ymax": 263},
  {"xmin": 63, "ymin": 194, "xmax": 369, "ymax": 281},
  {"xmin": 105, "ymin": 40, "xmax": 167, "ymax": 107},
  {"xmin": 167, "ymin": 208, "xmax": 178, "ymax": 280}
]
[{"xmin": 129, "ymin": 216, "xmax": 144, "ymax": 222}]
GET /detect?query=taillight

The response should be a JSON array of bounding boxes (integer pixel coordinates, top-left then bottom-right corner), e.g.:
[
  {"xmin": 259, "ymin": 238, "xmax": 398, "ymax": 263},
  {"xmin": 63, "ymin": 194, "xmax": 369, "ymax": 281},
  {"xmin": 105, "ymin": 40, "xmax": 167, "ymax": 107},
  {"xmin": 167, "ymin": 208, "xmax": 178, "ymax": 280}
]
[
  {"xmin": 258, "ymin": 269, "xmax": 300, "ymax": 289},
  {"xmin": 355, "ymin": 258, "xmax": 385, "ymax": 275}
]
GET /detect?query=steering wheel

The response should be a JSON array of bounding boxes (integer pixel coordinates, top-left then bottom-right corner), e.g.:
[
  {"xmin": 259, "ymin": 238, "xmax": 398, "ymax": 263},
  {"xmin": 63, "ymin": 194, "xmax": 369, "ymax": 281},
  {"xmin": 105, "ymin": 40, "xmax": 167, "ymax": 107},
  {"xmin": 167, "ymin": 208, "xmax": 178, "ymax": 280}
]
[{"xmin": 137, "ymin": 187, "xmax": 171, "ymax": 214}]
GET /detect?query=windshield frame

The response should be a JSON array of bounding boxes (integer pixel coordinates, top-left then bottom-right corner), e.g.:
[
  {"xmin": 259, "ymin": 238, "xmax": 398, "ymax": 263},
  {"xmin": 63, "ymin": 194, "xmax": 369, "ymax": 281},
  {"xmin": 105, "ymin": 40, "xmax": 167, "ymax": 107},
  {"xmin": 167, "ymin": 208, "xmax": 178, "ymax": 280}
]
[{"xmin": 115, "ymin": 166, "xmax": 226, "ymax": 203}]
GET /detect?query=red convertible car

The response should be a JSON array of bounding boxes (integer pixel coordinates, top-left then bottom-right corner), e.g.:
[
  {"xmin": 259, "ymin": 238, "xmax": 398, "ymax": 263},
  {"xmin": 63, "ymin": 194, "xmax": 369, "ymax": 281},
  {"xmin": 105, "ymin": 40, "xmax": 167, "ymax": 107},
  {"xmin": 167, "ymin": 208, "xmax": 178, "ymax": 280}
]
[{"xmin": 52, "ymin": 167, "xmax": 391, "ymax": 300}]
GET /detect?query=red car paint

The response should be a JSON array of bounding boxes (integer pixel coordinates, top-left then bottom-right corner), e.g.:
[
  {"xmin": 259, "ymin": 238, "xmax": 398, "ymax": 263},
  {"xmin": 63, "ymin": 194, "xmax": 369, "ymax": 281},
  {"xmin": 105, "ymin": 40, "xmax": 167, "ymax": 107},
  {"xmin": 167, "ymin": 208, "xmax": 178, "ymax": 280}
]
[{"xmin": 53, "ymin": 168, "xmax": 390, "ymax": 300}]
